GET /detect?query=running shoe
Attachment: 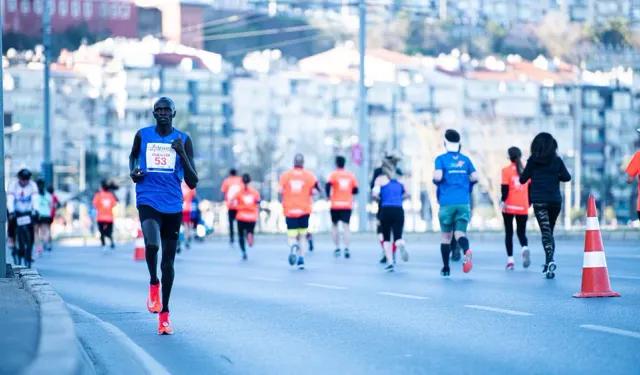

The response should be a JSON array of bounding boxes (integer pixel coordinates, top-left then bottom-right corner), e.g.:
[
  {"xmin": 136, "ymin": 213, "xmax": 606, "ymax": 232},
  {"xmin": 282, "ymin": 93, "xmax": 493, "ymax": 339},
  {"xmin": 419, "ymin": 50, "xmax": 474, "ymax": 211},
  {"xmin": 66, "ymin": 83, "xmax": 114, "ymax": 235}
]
[
  {"xmin": 242, "ymin": 251, "xmax": 248, "ymax": 261},
  {"xmin": 385, "ymin": 264, "xmax": 395, "ymax": 273},
  {"xmin": 522, "ymin": 246, "xmax": 531, "ymax": 268},
  {"xmin": 379, "ymin": 253, "xmax": 387, "ymax": 264},
  {"xmin": 157, "ymin": 312, "xmax": 174, "ymax": 335},
  {"xmin": 297, "ymin": 256, "xmax": 305, "ymax": 270},
  {"xmin": 451, "ymin": 246, "xmax": 461, "ymax": 262},
  {"xmin": 440, "ymin": 266, "xmax": 450, "ymax": 278},
  {"xmin": 505, "ymin": 261, "xmax": 515, "ymax": 271},
  {"xmin": 462, "ymin": 249, "xmax": 473, "ymax": 273},
  {"xmin": 147, "ymin": 283, "xmax": 162, "ymax": 314},
  {"xmin": 288, "ymin": 245, "xmax": 299, "ymax": 266},
  {"xmin": 398, "ymin": 244, "xmax": 409, "ymax": 262},
  {"xmin": 543, "ymin": 262, "xmax": 556, "ymax": 279},
  {"xmin": 247, "ymin": 233, "xmax": 254, "ymax": 247},
  {"xmin": 344, "ymin": 249, "xmax": 350, "ymax": 259},
  {"xmin": 333, "ymin": 248, "xmax": 341, "ymax": 258},
  {"xmin": 307, "ymin": 233, "xmax": 314, "ymax": 252}
]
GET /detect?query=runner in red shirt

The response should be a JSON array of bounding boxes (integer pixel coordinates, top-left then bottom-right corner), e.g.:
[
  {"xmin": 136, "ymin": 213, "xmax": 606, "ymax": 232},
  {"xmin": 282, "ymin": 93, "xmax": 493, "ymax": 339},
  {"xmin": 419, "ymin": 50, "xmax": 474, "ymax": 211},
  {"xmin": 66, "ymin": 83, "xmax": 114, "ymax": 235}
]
[
  {"xmin": 92, "ymin": 180, "xmax": 117, "ymax": 251},
  {"xmin": 233, "ymin": 173, "xmax": 261, "ymax": 260},
  {"xmin": 221, "ymin": 169, "xmax": 243, "ymax": 246},
  {"xmin": 625, "ymin": 145, "xmax": 640, "ymax": 221},
  {"xmin": 501, "ymin": 147, "xmax": 531, "ymax": 270},
  {"xmin": 326, "ymin": 155, "xmax": 358, "ymax": 259}
]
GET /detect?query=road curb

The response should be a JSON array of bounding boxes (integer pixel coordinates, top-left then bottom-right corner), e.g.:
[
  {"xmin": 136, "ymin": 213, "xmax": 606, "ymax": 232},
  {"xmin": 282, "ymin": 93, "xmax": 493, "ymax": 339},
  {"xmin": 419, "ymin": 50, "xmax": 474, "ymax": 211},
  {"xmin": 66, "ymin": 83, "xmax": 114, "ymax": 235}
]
[{"xmin": 13, "ymin": 266, "xmax": 88, "ymax": 375}]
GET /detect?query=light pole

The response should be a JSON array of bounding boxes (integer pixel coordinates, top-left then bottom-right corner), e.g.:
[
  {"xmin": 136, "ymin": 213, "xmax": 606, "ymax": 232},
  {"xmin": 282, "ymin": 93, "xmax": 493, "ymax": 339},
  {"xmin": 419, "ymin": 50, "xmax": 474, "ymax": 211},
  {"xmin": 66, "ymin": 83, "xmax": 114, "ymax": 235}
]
[
  {"xmin": 356, "ymin": 0, "xmax": 369, "ymax": 232},
  {"xmin": 1, "ymin": 13, "xmax": 7, "ymax": 278},
  {"xmin": 42, "ymin": 0, "xmax": 54, "ymax": 186}
]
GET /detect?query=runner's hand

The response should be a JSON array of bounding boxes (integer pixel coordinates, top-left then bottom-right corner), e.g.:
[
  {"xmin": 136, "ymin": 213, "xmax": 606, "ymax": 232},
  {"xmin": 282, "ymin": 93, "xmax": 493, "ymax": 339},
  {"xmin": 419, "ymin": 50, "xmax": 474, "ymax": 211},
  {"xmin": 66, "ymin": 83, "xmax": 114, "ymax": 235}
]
[
  {"xmin": 130, "ymin": 168, "xmax": 145, "ymax": 183},
  {"xmin": 171, "ymin": 134, "xmax": 185, "ymax": 156}
]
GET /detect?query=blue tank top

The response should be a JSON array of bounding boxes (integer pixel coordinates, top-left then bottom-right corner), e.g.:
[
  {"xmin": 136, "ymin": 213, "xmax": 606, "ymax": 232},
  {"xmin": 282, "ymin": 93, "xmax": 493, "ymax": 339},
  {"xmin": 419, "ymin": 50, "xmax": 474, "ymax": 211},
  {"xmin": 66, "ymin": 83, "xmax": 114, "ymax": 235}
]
[
  {"xmin": 380, "ymin": 180, "xmax": 404, "ymax": 208},
  {"xmin": 136, "ymin": 126, "xmax": 187, "ymax": 214}
]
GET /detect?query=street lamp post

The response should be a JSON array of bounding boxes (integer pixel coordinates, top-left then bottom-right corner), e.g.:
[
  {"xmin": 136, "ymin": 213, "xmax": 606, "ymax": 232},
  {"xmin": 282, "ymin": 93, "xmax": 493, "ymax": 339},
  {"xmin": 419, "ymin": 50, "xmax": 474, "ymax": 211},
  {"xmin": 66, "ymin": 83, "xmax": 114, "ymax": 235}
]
[
  {"xmin": 42, "ymin": 0, "xmax": 54, "ymax": 186},
  {"xmin": 1, "ymin": 13, "xmax": 7, "ymax": 278},
  {"xmin": 356, "ymin": 0, "xmax": 369, "ymax": 232}
]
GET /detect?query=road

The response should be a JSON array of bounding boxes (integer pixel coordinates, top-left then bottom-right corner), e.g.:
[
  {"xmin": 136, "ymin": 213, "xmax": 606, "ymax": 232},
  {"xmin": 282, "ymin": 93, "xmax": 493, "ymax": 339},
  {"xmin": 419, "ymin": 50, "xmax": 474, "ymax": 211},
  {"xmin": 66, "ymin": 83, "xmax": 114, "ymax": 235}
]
[{"xmin": 26, "ymin": 234, "xmax": 640, "ymax": 375}]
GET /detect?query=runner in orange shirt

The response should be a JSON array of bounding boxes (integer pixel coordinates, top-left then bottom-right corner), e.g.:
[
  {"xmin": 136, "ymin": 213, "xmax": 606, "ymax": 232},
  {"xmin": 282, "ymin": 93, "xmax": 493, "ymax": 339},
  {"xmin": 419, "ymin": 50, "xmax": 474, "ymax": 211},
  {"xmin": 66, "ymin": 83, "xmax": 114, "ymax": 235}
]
[
  {"xmin": 625, "ymin": 138, "xmax": 640, "ymax": 222},
  {"xmin": 326, "ymin": 155, "xmax": 358, "ymax": 259},
  {"xmin": 92, "ymin": 180, "xmax": 117, "ymax": 252},
  {"xmin": 279, "ymin": 154, "xmax": 321, "ymax": 270},
  {"xmin": 500, "ymin": 147, "xmax": 531, "ymax": 270},
  {"xmin": 180, "ymin": 181, "xmax": 196, "ymax": 252},
  {"xmin": 221, "ymin": 169, "xmax": 243, "ymax": 246},
  {"xmin": 233, "ymin": 173, "xmax": 261, "ymax": 260}
]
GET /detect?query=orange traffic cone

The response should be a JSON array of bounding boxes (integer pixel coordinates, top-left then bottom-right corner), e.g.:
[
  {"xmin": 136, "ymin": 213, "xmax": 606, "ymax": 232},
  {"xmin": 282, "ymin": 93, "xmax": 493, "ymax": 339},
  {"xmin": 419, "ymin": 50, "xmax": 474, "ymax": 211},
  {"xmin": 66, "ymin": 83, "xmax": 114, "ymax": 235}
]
[
  {"xmin": 573, "ymin": 194, "xmax": 620, "ymax": 298},
  {"xmin": 134, "ymin": 228, "xmax": 145, "ymax": 261}
]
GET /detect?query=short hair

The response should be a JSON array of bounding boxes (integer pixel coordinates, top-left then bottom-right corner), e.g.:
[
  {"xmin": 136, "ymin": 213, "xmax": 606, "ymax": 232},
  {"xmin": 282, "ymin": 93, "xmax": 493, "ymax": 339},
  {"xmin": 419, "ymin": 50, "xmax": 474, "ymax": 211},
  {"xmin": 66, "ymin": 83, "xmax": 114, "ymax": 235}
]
[
  {"xmin": 229, "ymin": 168, "xmax": 237, "ymax": 176},
  {"xmin": 335, "ymin": 155, "xmax": 346, "ymax": 168}
]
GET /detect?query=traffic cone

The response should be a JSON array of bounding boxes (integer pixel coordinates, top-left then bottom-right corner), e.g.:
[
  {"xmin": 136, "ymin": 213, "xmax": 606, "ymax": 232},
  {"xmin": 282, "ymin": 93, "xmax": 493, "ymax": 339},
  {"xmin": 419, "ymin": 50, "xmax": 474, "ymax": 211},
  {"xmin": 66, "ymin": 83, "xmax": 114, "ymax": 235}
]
[
  {"xmin": 134, "ymin": 228, "xmax": 145, "ymax": 261},
  {"xmin": 573, "ymin": 194, "xmax": 620, "ymax": 298}
]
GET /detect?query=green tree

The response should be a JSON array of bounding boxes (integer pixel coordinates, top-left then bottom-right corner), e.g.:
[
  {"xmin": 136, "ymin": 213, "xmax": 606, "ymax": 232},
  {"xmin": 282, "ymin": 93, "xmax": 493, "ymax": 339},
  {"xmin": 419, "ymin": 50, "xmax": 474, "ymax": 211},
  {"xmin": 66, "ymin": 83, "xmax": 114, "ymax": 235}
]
[{"xmin": 596, "ymin": 18, "xmax": 632, "ymax": 47}]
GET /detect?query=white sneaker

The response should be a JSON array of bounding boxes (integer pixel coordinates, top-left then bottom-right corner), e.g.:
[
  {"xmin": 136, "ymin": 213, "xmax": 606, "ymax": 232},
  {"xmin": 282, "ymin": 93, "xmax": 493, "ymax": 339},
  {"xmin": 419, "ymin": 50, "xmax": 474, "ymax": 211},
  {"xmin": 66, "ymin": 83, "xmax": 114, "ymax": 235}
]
[{"xmin": 522, "ymin": 246, "xmax": 531, "ymax": 268}]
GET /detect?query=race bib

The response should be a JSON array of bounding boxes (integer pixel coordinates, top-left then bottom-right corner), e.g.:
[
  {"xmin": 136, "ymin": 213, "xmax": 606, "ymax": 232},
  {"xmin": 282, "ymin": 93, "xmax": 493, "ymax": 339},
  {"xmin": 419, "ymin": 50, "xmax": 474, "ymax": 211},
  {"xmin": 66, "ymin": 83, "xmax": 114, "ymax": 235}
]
[
  {"xmin": 146, "ymin": 143, "xmax": 177, "ymax": 173},
  {"xmin": 17, "ymin": 216, "xmax": 32, "ymax": 226},
  {"xmin": 242, "ymin": 195, "xmax": 254, "ymax": 205},
  {"xmin": 101, "ymin": 198, "xmax": 112, "ymax": 208},
  {"xmin": 289, "ymin": 180, "xmax": 304, "ymax": 193},
  {"xmin": 338, "ymin": 178, "xmax": 351, "ymax": 190}
]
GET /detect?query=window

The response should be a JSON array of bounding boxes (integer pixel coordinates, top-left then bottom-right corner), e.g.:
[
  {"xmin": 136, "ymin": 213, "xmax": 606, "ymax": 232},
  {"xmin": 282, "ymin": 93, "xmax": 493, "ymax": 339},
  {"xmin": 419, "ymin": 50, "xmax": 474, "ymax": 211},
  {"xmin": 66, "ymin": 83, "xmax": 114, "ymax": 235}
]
[
  {"xmin": 71, "ymin": 0, "xmax": 80, "ymax": 17},
  {"xmin": 34, "ymin": 0, "xmax": 43, "ymax": 14},
  {"xmin": 110, "ymin": 2, "xmax": 118, "ymax": 18},
  {"xmin": 83, "ymin": 0, "xmax": 93, "ymax": 18},
  {"xmin": 59, "ymin": 0, "xmax": 68, "ymax": 16},
  {"xmin": 119, "ymin": 3, "xmax": 130, "ymax": 19},
  {"xmin": 556, "ymin": 121, "xmax": 570, "ymax": 130},
  {"xmin": 20, "ymin": 0, "xmax": 30, "ymax": 13},
  {"xmin": 7, "ymin": 0, "xmax": 17, "ymax": 12},
  {"xmin": 99, "ymin": 2, "xmax": 107, "ymax": 17}
]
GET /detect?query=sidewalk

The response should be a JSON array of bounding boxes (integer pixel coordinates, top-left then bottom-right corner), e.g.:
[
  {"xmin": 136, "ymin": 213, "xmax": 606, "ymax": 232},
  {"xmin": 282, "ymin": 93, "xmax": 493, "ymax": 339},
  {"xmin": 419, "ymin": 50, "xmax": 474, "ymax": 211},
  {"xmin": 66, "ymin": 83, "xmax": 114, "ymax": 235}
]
[{"xmin": 0, "ymin": 269, "xmax": 39, "ymax": 375}]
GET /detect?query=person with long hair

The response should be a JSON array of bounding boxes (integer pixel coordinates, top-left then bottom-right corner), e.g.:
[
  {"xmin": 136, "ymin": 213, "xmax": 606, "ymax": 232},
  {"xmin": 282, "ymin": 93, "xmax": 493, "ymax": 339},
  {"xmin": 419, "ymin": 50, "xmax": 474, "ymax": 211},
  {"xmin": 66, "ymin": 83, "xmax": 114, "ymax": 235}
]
[
  {"xmin": 234, "ymin": 173, "xmax": 261, "ymax": 260},
  {"xmin": 33, "ymin": 179, "xmax": 54, "ymax": 256},
  {"xmin": 519, "ymin": 132, "xmax": 571, "ymax": 279},
  {"xmin": 372, "ymin": 151, "xmax": 409, "ymax": 272},
  {"xmin": 501, "ymin": 147, "xmax": 531, "ymax": 270}
]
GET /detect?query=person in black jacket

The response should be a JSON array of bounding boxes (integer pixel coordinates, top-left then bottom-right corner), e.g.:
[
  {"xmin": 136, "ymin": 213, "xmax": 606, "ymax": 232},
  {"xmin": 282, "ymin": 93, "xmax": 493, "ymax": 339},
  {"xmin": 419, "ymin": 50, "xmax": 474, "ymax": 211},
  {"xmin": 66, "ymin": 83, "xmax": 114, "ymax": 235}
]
[{"xmin": 519, "ymin": 132, "xmax": 571, "ymax": 279}]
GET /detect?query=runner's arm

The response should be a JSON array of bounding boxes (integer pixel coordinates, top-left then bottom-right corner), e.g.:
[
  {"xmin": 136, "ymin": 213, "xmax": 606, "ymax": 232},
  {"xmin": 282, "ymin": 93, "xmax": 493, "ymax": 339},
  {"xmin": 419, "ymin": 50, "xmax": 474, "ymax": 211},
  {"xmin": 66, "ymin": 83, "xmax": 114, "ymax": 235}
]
[
  {"xmin": 433, "ymin": 157, "xmax": 444, "ymax": 184},
  {"xmin": 7, "ymin": 183, "xmax": 16, "ymax": 214},
  {"xmin": 519, "ymin": 159, "xmax": 533, "ymax": 184},
  {"xmin": 625, "ymin": 153, "xmax": 639, "ymax": 183},
  {"xmin": 557, "ymin": 158, "xmax": 571, "ymax": 182},
  {"xmin": 180, "ymin": 136, "xmax": 199, "ymax": 189},
  {"xmin": 129, "ymin": 131, "xmax": 142, "ymax": 176},
  {"xmin": 325, "ymin": 182, "xmax": 332, "ymax": 198}
]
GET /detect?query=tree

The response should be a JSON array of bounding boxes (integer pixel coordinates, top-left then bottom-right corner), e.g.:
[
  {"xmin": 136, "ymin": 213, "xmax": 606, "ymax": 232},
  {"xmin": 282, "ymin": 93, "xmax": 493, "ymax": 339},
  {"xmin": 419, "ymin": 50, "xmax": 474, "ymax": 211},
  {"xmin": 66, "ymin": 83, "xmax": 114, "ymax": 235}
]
[
  {"xmin": 536, "ymin": 11, "xmax": 589, "ymax": 63},
  {"xmin": 597, "ymin": 18, "xmax": 632, "ymax": 47},
  {"xmin": 501, "ymin": 24, "xmax": 543, "ymax": 60},
  {"xmin": 237, "ymin": 135, "xmax": 282, "ymax": 199},
  {"xmin": 366, "ymin": 13, "xmax": 410, "ymax": 51}
]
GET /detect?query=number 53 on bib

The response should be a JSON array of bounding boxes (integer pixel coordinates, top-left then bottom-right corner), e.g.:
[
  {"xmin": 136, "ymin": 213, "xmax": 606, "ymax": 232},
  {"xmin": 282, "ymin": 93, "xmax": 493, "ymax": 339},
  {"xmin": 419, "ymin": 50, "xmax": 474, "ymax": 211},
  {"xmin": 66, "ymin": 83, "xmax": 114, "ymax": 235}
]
[{"xmin": 146, "ymin": 143, "xmax": 177, "ymax": 173}]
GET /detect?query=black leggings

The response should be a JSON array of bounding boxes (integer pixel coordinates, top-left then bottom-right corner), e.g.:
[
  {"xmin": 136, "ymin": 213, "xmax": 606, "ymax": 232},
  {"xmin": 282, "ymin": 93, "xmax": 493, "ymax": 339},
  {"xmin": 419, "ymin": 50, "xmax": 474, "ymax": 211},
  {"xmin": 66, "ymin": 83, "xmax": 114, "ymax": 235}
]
[
  {"xmin": 228, "ymin": 209, "xmax": 237, "ymax": 242},
  {"xmin": 237, "ymin": 220, "xmax": 256, "ymax": 252},
  {"xmin": 533, "ymin": 203, "xmax": 562, "ymax": 264},
  {"xmin": 380, "ymin": 206, "xmax": 404, "ymax": 242},
  {"xmin": 97, "ymin": 222, "xmax": 114, "ymax": 246},
  {"xmin": 138, "ymin": 205, "xmax": 181, "ymax": 313},
  {"xmin": 502, "ymin": 213, "xmax": 528, "ymax": 257}
]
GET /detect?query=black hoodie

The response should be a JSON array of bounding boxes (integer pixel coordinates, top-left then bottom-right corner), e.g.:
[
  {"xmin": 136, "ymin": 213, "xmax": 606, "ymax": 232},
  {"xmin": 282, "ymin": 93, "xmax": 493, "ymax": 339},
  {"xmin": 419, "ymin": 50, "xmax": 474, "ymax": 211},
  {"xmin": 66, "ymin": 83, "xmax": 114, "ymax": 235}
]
[{"xmin": 520, "ymin": 155, "xmax": 571, "ymax": 204}]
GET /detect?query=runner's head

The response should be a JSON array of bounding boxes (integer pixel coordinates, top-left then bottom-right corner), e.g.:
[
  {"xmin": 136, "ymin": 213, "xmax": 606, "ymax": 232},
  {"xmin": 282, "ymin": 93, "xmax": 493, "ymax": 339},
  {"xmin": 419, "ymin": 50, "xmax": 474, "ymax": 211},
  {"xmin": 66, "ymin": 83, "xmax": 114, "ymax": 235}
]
[
  {"xmin": 508, "ymin": 146, "xmax": 524, "ymax": 176},
  {"xmin": 17, "ymin": 168, "xmax": 32, "ymax": 187},
  {"xmin": 46, "ymin": 186, "xmax": 54, "ymax": 195},
  {"xmin": 101, "ymin": 179, "xmax": 110, "ymax": 191},
  {"xmin": 153, "ymin": 97, "xmax": 176, "ymax": 126},
  {"xmin": 335, "ymin": 155, "xmax": 346, "ymax": 169},
  {"xmin": 444, "ymin": 129, "xmax": 461, "ymax": 153},
  {"xmin": 229, "ymin": 168, "xmax": 237, "ymax": 176},
  {"xmin": 242, "ymin": 173, "xmax": 251, "ymax": 185},
  {"xmin": 36, "ymin": 178, "xmax": 46, "ymax": 194},
  {"xmin": 530, "ymin": 132, "xmax": 558, "ymax": 163},
  {"xmin": 294, "ymin": 153, "xmax": 304, "ymax": 168}
]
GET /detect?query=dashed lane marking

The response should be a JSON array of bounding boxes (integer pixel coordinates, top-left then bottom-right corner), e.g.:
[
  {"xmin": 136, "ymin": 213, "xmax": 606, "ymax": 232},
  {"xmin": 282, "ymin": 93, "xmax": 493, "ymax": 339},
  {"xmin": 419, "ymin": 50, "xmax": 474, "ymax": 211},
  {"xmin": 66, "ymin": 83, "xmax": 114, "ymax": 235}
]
[
  {"xmin": 377, "ymin": 292, "xmax": 428, "ymax": 300},
  {"xmin": 464, "ymin": 305, "xmax": 533, "ymax": 316},
  {"xmin": 247, "ymin": 276, "xmax": 283, "ymax": 282},
  {"xmin": 580, "ymin": 325, "xmax": 640, "ymax": 340},
  {"xmin": 305, "ymin": 283, "xmax": 349, "ymax": 290}
]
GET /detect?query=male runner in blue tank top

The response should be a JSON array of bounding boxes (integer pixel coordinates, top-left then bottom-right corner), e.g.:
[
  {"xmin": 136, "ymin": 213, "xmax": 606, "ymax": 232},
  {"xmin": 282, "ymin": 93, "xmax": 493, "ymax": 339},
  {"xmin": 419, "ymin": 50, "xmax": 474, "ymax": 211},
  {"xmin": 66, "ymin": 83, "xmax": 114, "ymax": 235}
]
[
  {"xmin": 433, "ymin": 129, "xmax": 478, "ymax": 278},
  {"xmin": 129, "ymin": 97, "xmax": 198, "ymax": 335}
]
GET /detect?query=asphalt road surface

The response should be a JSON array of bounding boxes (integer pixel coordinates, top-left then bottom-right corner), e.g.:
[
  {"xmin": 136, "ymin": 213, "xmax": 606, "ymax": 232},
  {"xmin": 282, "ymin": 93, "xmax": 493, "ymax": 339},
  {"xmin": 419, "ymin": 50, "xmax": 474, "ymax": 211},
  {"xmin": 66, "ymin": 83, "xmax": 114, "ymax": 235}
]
[{"xmin": 26, "ymin": 234, "xmax": 640, "ymax": 375}]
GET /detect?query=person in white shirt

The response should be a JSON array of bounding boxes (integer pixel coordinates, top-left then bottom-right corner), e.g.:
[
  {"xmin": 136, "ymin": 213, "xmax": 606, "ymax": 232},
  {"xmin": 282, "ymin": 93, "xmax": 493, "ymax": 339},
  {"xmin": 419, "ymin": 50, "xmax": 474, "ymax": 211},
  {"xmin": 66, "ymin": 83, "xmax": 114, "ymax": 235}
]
[{"xmin": 7, "ymin": 169, "xmax": 38, "ymax": 266}]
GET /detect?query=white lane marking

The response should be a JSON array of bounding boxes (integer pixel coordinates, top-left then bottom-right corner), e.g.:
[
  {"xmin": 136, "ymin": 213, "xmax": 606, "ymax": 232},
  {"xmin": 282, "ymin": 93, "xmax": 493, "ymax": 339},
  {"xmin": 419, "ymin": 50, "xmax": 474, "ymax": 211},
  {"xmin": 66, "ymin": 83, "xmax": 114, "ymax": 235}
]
[
  {"xmin": 580, "ymin": 325, "xmax": 640, "ymax": 340},
  {"xmin": 247, "ymin": 276, "xmax": 282, "ymax": 282},
  {"xmin": 583, "ymin": 251, "xmax": 608, "ymax": 268},
  {"xmin": 378, "ymin": 292, "xmax": 428, "ymax": 300},
  {"xmin": 465, "ymin": 305, "xmax": 533, "ymax": 316},
  {"xmin": 305, "ymin": 283, "xmax": 348, "ymax": 290},
  {"xmin": 585, "ymin": 217, "xmax": 600, "ymax": 231},
  {"xmin": 610, "ymin": 274, "xmax": 640, "ymax": 280},
  {"xmin": 67, "ymin": 304, "xmax": 171, "ymax": 375}
]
